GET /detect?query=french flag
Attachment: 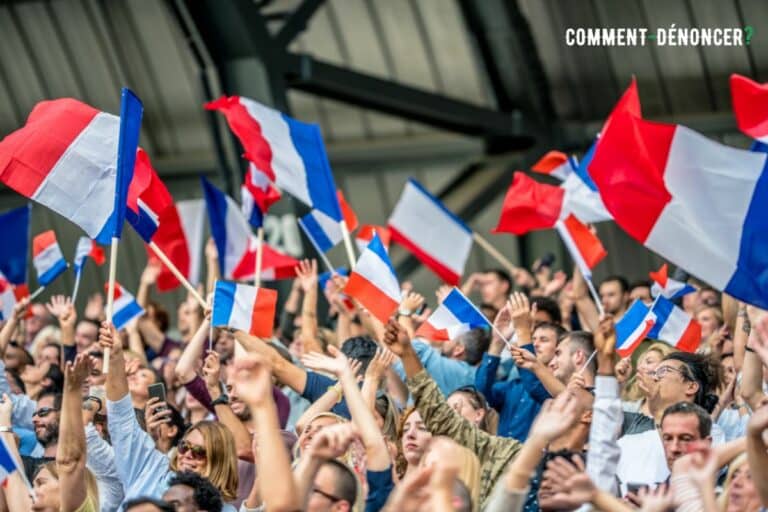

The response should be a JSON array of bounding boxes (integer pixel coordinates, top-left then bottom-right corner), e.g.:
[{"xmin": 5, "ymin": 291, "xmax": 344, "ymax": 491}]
[
  {"xmin": 344, "ymin": 234, "xmax": 401, "ymax": 323},
  {"xmin": 615, "ymin": 300, "xmax": 657, "ymax": 357},
  {"xmin": 0, "ymin": 205, "xmax": 30, "ymax": 286},
  {"xmin": 650, "ymin": 263, "xmax": 695, "ymax": 300},
  {"xmin": 241, "ymin": 162, "xmax": 281, "ymax": 229},
  {"xmin": 730, "ymin": 74, "xmax": 768, "ymax": 143},
  {"xmin": 355, "ymin": 225, "xmax": 390, "ymax": 254},
  {"xmin": 388, "ymin": 179, "xmax": 473, "ymax": 285},
  {"xmin": 555, "ymin": 214, "xmax": 607, "ymax": 280},
  {"xmin": 212, "ymin": 280, "xmax": 277, "ymax": 338},
  {"xmin": 415, "ymin": 287, "xmax": 490, "ymax": 341},
  {"xmin": 647, "ymin": 296, "xmax": 701, "ymax": 352},
  {"xmin": 176, "ymin": 199, "xmax": 205, "ymax": 286},
  {"xmin": 105, "ymin": 282, "xmax": 144, "ymax": 330},
  {"xmin": 205, "ymin": 95, "xmax": 342, "ymax": 222},
  {"xmin": 241, "ymin": 237, "xmax": 300, "ymax": 281},
  {"xmin": 589, "ymin": 108, "xmax": 768, "ymax": 309},
  {"xmin": 532, "ymin": 151, "xmax": 577, "ymax": 181},
  {"xmin": 299, "ymin": 209, "xmax": 343, "ymax": 253},
  {"xmin": 0, "ymin": 94, "xmax": 142, "ymax": 244},
  {"xmin": 73, "ymin": 237, "xmax": 105, "ymax": 275},
  {"xmin": 32, "ymin": 231, "xmax": 68, "ymax": 287},
  {"xmin": 0, "ymin": 435, "xmax": 24, "ymax": 486}
]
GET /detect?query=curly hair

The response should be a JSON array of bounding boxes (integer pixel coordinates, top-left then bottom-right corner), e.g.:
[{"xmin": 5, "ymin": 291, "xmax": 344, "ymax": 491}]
[
  {"xmin": 167, "ymin": 471, "xmax": 223, "ymax": 512},
  {"xmin": 662, "ymin": 352, "xmax": 723, "ymax": 412}
]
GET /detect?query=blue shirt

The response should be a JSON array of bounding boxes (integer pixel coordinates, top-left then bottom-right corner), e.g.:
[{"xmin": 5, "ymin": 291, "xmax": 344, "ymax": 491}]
[
  {"xmin": 365, "ymin": 467, "xmax": 395, "ymax": 512},
  {"xmin": 474, "ymin": 345, "xmax": 550, "ymax": 441},
  {"xmin": 302, "ymin": 371, "xmax": 351, "ymax": 418},
  {"xmin": 393, "ymin": 340, "xmax": 476, "ymax": 396}
]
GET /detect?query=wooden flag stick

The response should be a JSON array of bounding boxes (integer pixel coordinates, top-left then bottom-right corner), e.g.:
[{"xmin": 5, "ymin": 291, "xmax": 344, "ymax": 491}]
[
  {"xmin": 29, "ymin": 286, "xmax": 46, "ymax": 301},
  {"xmin": 71, "ymin": 270, "xmax": 83, "ymax": 304},
  {"xmin": 254, "ymin": 227, "xmax": 265, "ymax": 288},
  {"xmin": 103, "ymin": 237, "xmax": 119, "ymax": 374},
  {"xmin": 472, "ymin": 232, "xmax": 517, "ymax": 276},
  {"xmin": 148, "ymin": 241, "xmax": 206, "ymax": 308},
  {"xmin": 339, "ymin": 219, "xmax": 357, "ymax": 270}
]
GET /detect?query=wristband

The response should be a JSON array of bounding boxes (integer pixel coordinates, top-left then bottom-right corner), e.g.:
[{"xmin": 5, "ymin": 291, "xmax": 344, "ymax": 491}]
[
  {"xmin": 211, "ymin": 395, "xmax": 230, "ymax": 407},
  {"xmin": 0, "ymin": 426, "xmax": 12, "ymax": 433},
  {"xmin": 328, "ymin": 383, "xmax": 343, "ymax": 404},
  {"xmin": 398, "ymin": 308, "xmax": 414, "ymax": 317}
]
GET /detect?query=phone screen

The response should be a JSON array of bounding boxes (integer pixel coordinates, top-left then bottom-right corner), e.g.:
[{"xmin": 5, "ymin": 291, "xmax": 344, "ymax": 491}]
[{"xmin": 148, "ymin": 382, "xmax": 167, "ymax": 404}]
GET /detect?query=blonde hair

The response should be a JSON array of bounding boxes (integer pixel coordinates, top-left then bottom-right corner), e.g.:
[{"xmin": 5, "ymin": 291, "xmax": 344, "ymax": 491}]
[
  {"xmin": 622, "ymin": 342, "xmax": 678, "ymax": 402},
  {"xmin": 718, "ymin": 453, "xmax": 751, "ymax": 512},
  {"xmin": 38, "ymin": 461, "xmax": 99, "ymax": 511},
  {"xmin": 169, "ymin": 421, "xmax": 239, "ymax": 501},
  {"xmin": 422, "ymin": 437, "xmax": 481, "ymax": 512}
]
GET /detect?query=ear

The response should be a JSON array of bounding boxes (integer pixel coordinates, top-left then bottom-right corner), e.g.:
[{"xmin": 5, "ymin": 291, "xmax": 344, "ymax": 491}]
[
  {"xmin": 580, "ymin": 409, "xmax": 593, "ymax": 424},
  {"xmin": 685, "ymin": 380, "xmax": 700, "ymax": 399},
  {"xmin": 451, "ymin": 343, "xmax": 466, "ymax": 360},
  {"xmin": 165, "ymin": 424, "xmax": 179, "ymax": 440}
]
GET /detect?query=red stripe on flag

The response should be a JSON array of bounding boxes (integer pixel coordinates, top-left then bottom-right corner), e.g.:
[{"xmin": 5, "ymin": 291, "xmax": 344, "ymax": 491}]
[
  {"xmin": 730, "ymin": 74, "xmax": 768, "ymax": 140},
  {"xmin": 0, "ymin": 99, "xmax": 100, "ymax": 197},
  {"xmin": 676, "ymin": 320, "xmax": 702, "ymax": 353},
  {"xmin": 492, "ymin": 172, "xmax": 564, "ymax": 235},
  {"xmin": 616, "ymin": 319, "xmax": 655, "ymax": 358},
  {"xmin": 649, "ymin": 263, "xmax": 669, "ymax": 288},
  {"xmin": 388, "ymin": 226, "xmax": 461, "ymax": 285},
  {"xmin": 344, "ymin": 273, "xmax": 399, "ymax": 323},
  {"xmin": 249, "ymin": 287, "xmax": 277, "ymax": 338},
  {"xmin": 90, "ymin": 242, "xmax": 106, "ymax": 266},
  {"xmin": 562, "ymin": 215, "xmax": 606, "ymax": 269},
  {"xmin": 532, "ymin": 151, "xmax": 568, "ymax": 174},
  {"xmin": 32, "ymin": 231, "xmax": 58, "ymax": 258},
  {"xmin": 337, "ymin": 190, "xmax": 358, "ymax": 231},
  {"xmin": 414, "ymin": 321, "xmax": 450, "ymax": 342}
]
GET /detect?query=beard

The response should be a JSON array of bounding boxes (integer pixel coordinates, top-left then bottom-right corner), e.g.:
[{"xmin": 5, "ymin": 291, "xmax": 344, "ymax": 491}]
[{"xmin": 36, "ymin": 422, "xmax": 59, "ymax": 447}]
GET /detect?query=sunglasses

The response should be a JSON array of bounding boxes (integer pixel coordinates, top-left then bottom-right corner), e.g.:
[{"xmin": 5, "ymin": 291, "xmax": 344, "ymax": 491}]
[
  {"xmin": 177, "ymin": 440, "xmax": 207, "ymax": 461},
  {"xmin": 33, "ymin": 407, "xmax": 58, "ymax": 418}
]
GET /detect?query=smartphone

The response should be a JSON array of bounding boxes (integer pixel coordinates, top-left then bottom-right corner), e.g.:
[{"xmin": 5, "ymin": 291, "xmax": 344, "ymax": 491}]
[
  {"xmin": 626, "ymin": 482, "xmax": 649, "ymax": 495},
  {"xmin": 148, "ymin": 382, "xmax": 167, "ymax": 410},
  {"xmin": 415, "ymin": 303, "xmax": 427, "ymax": 316}
]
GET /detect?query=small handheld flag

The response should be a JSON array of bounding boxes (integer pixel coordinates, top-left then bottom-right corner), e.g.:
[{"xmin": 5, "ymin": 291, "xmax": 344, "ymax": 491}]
[
  {"xmin": 649, "ymin": 263, "xmax": 695, "ymax": 300},
  {"xmin": 415, "ymin": 287, "xmax": 490, "ymax": 341},
  {"xmin": 647, "ymin": 296, "xmax": 701, "ymax": 352},
  {"xmin": 344, "ymin": 234, "xmax": 401, "ymax": 323},
  {"xmin": 32, "ymin": 231, "xmax": 68, "ymax": 287},
  {"xmin": 71, "ymin": 237, "xmax": 105, "ymax": 303},
  {"xmin": 555, "ymin": 214, "xmax": 607, "ymax": 281},
  {"xmin": 355, "ymin": 225, "xmax": 390, "ymax": 253},
  {"xmin": 532, "ymin": 151, "xmax": 577, "ymax": 181},
  {"xmin": 0, "ymin": 434, "xmax": 27, "ymax": 489},
  {"xmin": 212, "ymin": 281, "xmax": 277, "ymax": 338},
  {"xmin": 104, "ymin": 283, "xmax": 144, "ymax": 331},
  {"xmin": 615, "ymin": 300, "xmax": 657, "ymax": 357}
]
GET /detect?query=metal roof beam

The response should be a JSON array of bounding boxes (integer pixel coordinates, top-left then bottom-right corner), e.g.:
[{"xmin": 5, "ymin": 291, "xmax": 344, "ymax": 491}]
[{"xmin": 273, "ymin": 0, "xmax": 326, "ymax": 48}]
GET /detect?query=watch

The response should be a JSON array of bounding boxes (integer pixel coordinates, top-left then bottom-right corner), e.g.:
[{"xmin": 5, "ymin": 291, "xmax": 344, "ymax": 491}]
[
  {"xmin": 211, "ymin": 395, "xmax": 230, "ymax": 407},
  {"xmin": 0, "ymin": 426, "xmax": 12, "ymax": 433},
  {"xmin": 397, "ymin": 308, "xmax": 414, "ymax": 317}
]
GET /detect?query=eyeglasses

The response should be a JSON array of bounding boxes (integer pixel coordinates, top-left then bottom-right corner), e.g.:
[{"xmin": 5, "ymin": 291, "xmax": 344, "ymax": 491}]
[
  {"xmin": 313, "ymin": 488, "xmax": 344, "ymax": 503},
  {"xmin": 177, "ymin": 440, "xmax": 207, "ymax": 461},
  {"xmin": 649, "ymin": 366, "xmax": 688, "ymax": 381},
  {"xmin": 33, "ymin": 407, "xmax": 58, "ymax": 418}
]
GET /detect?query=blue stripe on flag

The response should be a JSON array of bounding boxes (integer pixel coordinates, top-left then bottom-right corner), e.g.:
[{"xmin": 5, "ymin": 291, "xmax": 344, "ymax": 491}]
[
  {"xmin": 575, "ymin": 140, "xmax": 599, "ymax": 192},
  {"xmin": 201, "ymin": 177, "xmax": 229, "ymax": 278},
  {"xmin": 367, "ymin": 233, "xmax": 397, "ymax": 276},
  {"xmin": 282, "ymin": 114, "xmax": 342, "ymax": 222},
  {"xmin": 38, "ymin": 259, "xmax": 68, "ymax": 286},
  {"xmin": 406, "ymin": 178, "xmax": 472, "ymax": 234},
  {"xmin": 125, "ymin": 206, "xmax": 158, "ymax": 243},
  {"xmin": 616, "ymin": 300, "xmax": 650, "ymax": 346},
  {"xmin": 301, "ymin": 212, "xmax": 335, "ymax": 253},
  {"xmin": 212, "ymin": 280, "xmax": 237, "ymax": 329},
  {"xmin": 113, "ymin": 300, "xmax": 144, "ymax": 331},
  {"xmin": 0, "ymin": 435, "xmax": 20, "ymax": 475},
  {"xmin": 0, "ymin": 204, "xmax": 30, "ymax": 285},
  {"xmin": 319, "ymin": 268, "xmax": 348, "ymax": 291},
  {"xmin": 442, "ymin": 288, "xmax": 490, "ymax": 329},
  {"xmin": 648, "ymin": 296, "xmax": 675, "ymax": 339},
  {"xmin": 724, "ymin": 155, "xmax": 768, "ymax": 309}
]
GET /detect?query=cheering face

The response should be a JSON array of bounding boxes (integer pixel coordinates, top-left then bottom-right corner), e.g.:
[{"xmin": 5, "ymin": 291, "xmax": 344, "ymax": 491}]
[
  {"xmin": 532, "ymin": 326, "xmax": 559, "ymax": 365},
  {"xmin": 401, "ymin": 410, "xmax": 432, "ymax": 466},
  {"xmin": 599, "ymin": 280, "xmax": 628, "ymax": 316},
  {"xmin": 726, "ymin": 465, "xmax": 761, "ymax": 512},
  {"xmin": 127, "ymin": 367, "xmax": 157, "ymax": 400},
  {"xmin": 31, "ymin": 466, "xmax": 60, "ymax": 511},
  {"xmin": 696, "ymin": 307, "xmax": 721, "ymax": 339},
  {"xmin": 299, "ymin": 415, "xmax": 341, "ymax": 454},
  {"xmin": 636, "ymin": 350, "xmax": 663, "ymax": 395},
  {"xmin": 548, "ymin": 339, "xmax": 577, "ymax": 383},
  {"xmin": 177, "ymin": 428, "xmax": 208, "ymax": 474},
  {"xmin": 32, "ymin": 395, "xmax": 60, "ymax": 448}
]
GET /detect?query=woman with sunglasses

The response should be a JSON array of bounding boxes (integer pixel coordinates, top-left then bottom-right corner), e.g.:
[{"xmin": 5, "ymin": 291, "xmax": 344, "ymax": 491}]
[
  {"xmin": 99, "ymin": 321, "xmax": 239, "ymax": 510},
  {"xmin": 1, "ymin": 353, "xmax": 100, "ymax": 511}
]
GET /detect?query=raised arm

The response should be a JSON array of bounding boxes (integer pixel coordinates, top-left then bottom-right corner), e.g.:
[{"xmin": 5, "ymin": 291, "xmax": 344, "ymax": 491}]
[
  {"xmin": 510, "ymin": 345, "xmax": 565, "ymax": 397},
  {"xmin": 58, "ymin": 354, "xmax": 93, "ymax": 512},
  {"xmin": 0, "ymin": 298, "xmax": 28, "ymax": 357},
  {"xmin": 0, "ymin": 393, "xmax": 33, "ymax": 512},
  {"xmin": 733, "ymin": 302, "xmax": 750, "ymax": 371},
  {"xmin": 136, "ymin": 261, "xmax": 161, "ymax": 309},
  {"xmin": 232, "ymin": 353, "xmax": 300, "ymax": 512},
  {"xmin": 46, "ymin": 295, "xmax": 76, "ymax": 360},
  {"xmin": 362, "ymin": 348, "xmax": 396, "ymax": 414},
  {"xmin": 570, "ymin": 266, "xmax": 599, "ymax": 332},
  {"xmin": 295, "ymin": 259, "xmax": 322, "ymax": 355},
  {"xmin": 742, "ymin": 311, "xmax": 768, "ymax": 410},
  {"xmin": 235, "ymin": 331, "xmax": 307, "ymax": 394},
  {"xmin": 303, "ymin": 346, "xmax": 390, "ymax": 470},
  {"xmin": 174, "ymin": 311, "xmax": 212, "ymax": 384},
  {"xmin": 204, "ymin": 238, "xmax": 220, "ymax": 295},
  {"xmin": 747, "ymin": 404, "xmax": 768, "ymax": 506},
  {"xmin": 101, "ymin": 322, "xmax": 128, "ymax": 402}
]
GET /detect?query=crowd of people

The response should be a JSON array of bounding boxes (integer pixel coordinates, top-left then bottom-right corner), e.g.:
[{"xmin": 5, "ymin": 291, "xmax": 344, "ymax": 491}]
[{"xmin": 0, "ymin": 241, "xmax": 767, "ymax": 512}]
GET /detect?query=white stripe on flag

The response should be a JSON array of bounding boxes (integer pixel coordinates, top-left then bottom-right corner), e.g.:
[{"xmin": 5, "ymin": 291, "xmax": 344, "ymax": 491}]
[{"xmin": 355, "ymin": 248, "xmax": 400, "ymax": 303}]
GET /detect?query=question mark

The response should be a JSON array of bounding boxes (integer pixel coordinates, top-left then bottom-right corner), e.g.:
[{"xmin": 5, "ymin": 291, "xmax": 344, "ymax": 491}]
[{"xmin": 744, "ymin": 25, "xmax": 754, "ymax": 45}]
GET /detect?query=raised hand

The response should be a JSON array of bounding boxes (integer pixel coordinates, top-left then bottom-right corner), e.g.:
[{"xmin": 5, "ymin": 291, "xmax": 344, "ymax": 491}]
[
  {"xmin": 435, "ymin": 285, "xmax": 452, "ymax": 305},
  {"xmin": 508, "ymin": 291, "xmax": 534, "ymax": 334},
  {"xmin": 98, "ymin": 321, "xmax": 121, "ymax": 355},
  {"xmin": 306, "ymin": 422, "xmax": 360, "ymax": 461},
  {"xmin": 294, "ymin": 259, "xmax": 318, "ymax": 293},
  {"xmin": 614, "ymin": 357, "xmax": 632, "ymax": 385},
  {"xmin": 232, "ymin": 353, "xmax": 274, "ymax": 407},
  {"xmin": 492, "ymin": 303, "xmax": 515, "ymax": 345},
  {"xmin": 302, "ymin": 345, "xmax": 350, "ymax": 379},
  {"xmin": 382, "ymin": 465, "xmax": 432, "ymax": 512},
  {"xmin": 11, "ymin": 296, "xmax": 30, "ymax": 322},
  {"xmin": 144, "ymin": 396, "xmax": 172, "ymax": 440},
  {"xmin": 400, "ymin": 291, "xmax": 424, "ymax": 314},
  {"xmin": 64, "ymin": 353, "xmax": 92, "ymax": 392},
  {"xmin": 202, "ymin": 351, "xmax": 222, "ymax": 392},
  {"xmin": 46, "ymin": 295, "xmax": 76, "ymax": 328},
  {"xmin": 687, "ymin": 445, "xmax": 719, "ymax": 489},
  {"xmin": 543, "ymin": 270, "xmax": 568, "ymax": 297},
  {"xmin": 382, "ymin": 317, "xmax": 411, "ymax": 357},
  {"xmin": 638, "ymin": 484, "xmax": 674, "ymax": 512},
  {"xmin": 364, "ymin": 347, "xmax": 396, "ymax": 382},
  {"xmin": 84, "ymin": 293, "xmax": 105, "ymax": 321},
  {"xmin": 750, "ymin": 311, "xmax": 768, "ymax": 367},
  {"xmin": 545, "ymin": 455, "xmax": 592, "ymax": 508},
  {"xmin": 509, "ymin": 344, "xmax": 538, "ymax": 370},
  {"xmin": 140, "ymin": 261, "xmax": 162, "ymax": 286},
  {"xmin": 204, "ymin": 237, "xmax": 218, "ymax": 262},
  {"xmin": 530, "ymin": 389, "xmax": 582, "ymax": 442}
]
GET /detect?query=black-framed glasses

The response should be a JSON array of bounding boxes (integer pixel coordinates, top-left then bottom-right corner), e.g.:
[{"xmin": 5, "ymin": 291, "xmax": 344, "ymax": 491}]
[
  {"xmin": 177, "ymin": 440, "xmax": 207, "ymax": 461},
  {"xmin": 33, "ymin": 407, "xmax": 58, "ymax": 418},
  {"xmin": 313, "ymin": 488, "xmax": 344, "ymax": 503}
]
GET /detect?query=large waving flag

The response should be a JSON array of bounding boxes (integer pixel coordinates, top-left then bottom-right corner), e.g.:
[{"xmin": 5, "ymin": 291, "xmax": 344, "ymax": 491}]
[
  {"xmin": 615, "ymin": 300, "xmax": 657, "ymax": 357},
  {"xmin": 492, "ymin": 171, "xmax": 610, "ymax": 235},
  {"xmin": 105, "ymin": 282, "xmax": 144, "ymax": 330},
  {"xmin": 649, "ymin": 263, "xmax": 695, "ymax": 300},
  {"xmin": 205, "ymin": 95, "xmax": 341, "ymax": 221},
  {"xmin": 647, "ymin": 296, "xmax": 701, "ymax": 352},
  {"xmin": 32, "ymin": 231, "xmax": 68, "ymax": 286},
  {"xmin": 589, "ymin": 109, "xmax": 768, "ymax": 308},
  {"xmin": 555, "ymin": 214, "xmax": 607, "ymax": 280},
  {"xmin": 239, "ymin": 237, "xmax": 299, "ymax": 281},
  {"xmin": 355, "ymin": 225, "xmax": 390, "ymax": 253},
  {"xmin": 532, "ymin": 151, "xmax": 577, "ymax": 181},
  {"xmin": 176, "ymin": 199, "xmax": 206, "ymax": 287},
  {"xmin": 212, "ymin": 280, "xmax": 277, "ymax": 338},
  {"xmin": 73, "ymin": 237, "xmax": 106, "ymax": 275},
  {"xmin": 388, "ymin": 179, "xmax": 473, "ymax": 285},
  {"xmin": 241, "ymin": 162, "xmax": 281, "ymax": 229},
  {"xmin": 299, "ymin": 209, "xmax": 344, "ymax": 254},
  {"xmin": 0, "ymin": 205, "xmax": 30, "ymax": 286},
  {"xmin": 415, "ymin": 287, "xmax": 490, "ymax": 341},
  {"xmin": 730, "ymin": 74, "xmax": 768, "ymax": 143},
  {"xmin": 344, "ymin": 234, "xmax": 400, "ymax": 323}
]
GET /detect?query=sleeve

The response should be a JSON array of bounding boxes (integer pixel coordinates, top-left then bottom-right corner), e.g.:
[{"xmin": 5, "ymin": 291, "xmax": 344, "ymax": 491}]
[
  {"xmin": 185, "ymin": 375, "xmax": 214, "ymax": 413},
  {"xmin": 85, "ymin": 424, "xmax": 125, "ymax": 512},
  {"xmin": 365, "ymin": 467, "xmax": 395, "ymax": 512},
  {"xmin": 406, "ymin": 370, "xmax": 520, "ymax": 463},
  {"xmin": 518, "ymin": 368, "xmax": 551, "ymax": 404},
  {"xmin": 106, "ymin": 394, "xmax": 171, "ymax": 492},
  {"xmin": 475, "ymin": 354, "xmax": 505, "ymax": 410},
  {"xmin": 302, "ymin": 371, "xmax": 350, "ymax": 418},
  {"xmin": 586, "ymin": 375, "xmax": 623, "ymax": 495},
  {"xmin": 483, "ymin": 481, "xmax": 529, "ymax": 512},
  {"xmin": 0, "ymin": 360, "xmax": 35, "ymax": 429}
]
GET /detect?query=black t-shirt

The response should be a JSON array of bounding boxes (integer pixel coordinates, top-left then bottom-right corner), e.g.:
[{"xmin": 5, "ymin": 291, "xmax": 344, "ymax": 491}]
[
  {"xmin": 21, "ymin": 454, "xmax": 55, "ymax": 482},
  {"xmin": 621, "ymin": 411, "xmax": 655, "ymax": 436}
]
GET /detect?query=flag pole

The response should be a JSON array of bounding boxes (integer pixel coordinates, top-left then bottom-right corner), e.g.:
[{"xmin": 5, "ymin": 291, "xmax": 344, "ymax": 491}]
[
  {"xmin": 339, "ymin": 219, "xmax": 356, "ymax": 270},
  {"xmin": 71, "ymin": 271, "xmax": 83, "ymax": 304},
  {"xmin": 585, "ymin": 277, "xmax": 606, "ymax": 317},
  {"xmin": 103, "ymin": 237, "xmax": 119, "ymax": 374},
  {"xmin": 148, "ymin": 241, "xmax": 206, "ymax": 308},
  {"xmin": 472, "ymin": 232, "xmax": 517, "ymax": 277},
  {"xmin": 29, "ymin": 286, "xmax": 46, "ymax": 301},
  {"xmin": 254, "ymin": 227, "xmax": 264, "ymax": 288},
  {"xmin": 298, "ymin": 218, "xmax": 336, "ymax": 273}
]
